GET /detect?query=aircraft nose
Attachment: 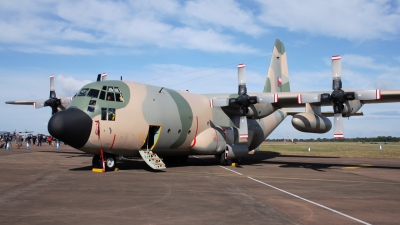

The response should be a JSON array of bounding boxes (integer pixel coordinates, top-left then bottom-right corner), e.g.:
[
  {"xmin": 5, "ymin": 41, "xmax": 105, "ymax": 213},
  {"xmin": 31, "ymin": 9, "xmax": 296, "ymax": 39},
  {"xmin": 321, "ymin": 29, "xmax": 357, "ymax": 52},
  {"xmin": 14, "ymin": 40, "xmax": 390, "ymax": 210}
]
[{"xmin": 48, "ymin": 107, "xmax": 92, "ymax": 149}]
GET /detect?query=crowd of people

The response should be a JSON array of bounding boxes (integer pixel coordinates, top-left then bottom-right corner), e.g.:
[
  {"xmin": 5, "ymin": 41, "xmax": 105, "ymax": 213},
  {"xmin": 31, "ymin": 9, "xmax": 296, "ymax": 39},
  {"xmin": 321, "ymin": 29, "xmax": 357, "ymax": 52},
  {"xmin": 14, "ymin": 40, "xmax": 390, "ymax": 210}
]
[{"xmin": 0, "ymin": 133, "xmax": 61, "ymax": 149}]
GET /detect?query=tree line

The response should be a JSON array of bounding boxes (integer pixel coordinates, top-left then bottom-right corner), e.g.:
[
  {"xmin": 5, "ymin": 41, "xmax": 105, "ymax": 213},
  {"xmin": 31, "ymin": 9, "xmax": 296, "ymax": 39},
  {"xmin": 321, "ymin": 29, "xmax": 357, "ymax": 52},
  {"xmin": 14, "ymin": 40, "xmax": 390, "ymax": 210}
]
[{"xmin": 266, "ymin": 136, "xmax": 400, "ymax": 143}]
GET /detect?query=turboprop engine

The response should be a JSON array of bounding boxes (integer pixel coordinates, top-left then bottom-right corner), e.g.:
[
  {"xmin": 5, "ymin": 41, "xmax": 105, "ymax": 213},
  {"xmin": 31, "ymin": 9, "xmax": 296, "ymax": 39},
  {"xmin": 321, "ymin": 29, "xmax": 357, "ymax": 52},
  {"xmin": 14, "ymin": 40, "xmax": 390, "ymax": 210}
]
[
  {"xmin": 342, "ymin": 99, "xmax": 363, "ymax": 116},
  {"xmin": 292, "ymin": 113, "xmax": 332, "ymax": 133}
]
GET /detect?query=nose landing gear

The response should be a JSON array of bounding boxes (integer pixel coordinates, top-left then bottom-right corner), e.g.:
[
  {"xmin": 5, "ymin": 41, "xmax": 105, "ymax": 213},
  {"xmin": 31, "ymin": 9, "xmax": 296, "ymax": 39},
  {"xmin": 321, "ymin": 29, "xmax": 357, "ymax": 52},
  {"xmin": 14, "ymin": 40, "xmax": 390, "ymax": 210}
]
[{"xmin": 92, "ymin": 150, "xmax": 117, "ymax": 172}]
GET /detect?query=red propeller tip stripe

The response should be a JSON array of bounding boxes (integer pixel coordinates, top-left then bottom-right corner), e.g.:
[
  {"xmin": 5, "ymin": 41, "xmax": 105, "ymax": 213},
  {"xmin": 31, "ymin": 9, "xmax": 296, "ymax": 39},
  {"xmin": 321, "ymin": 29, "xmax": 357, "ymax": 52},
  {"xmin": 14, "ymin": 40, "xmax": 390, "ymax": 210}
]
[
  {"xmin": 376, "ymin": 89, "xmax": 381, "ymax": 99},
  {"xmin": 332, "ymin": 55, "xmax": 341, "ymax": 60},
  {"xmin": 238, "ymin": 64, "xmax": 245, "ymax": 68},
  {"xmin": 334, "ymin": 133, "xmax": 344, "ymax": 139},
  {"xmin": 50, "ymin": 74, "xmax": 54, "ymax": 78},
  {"xmin": 297, "ymin": 95, "xmax": 302, "ymax": 104},
  {"xmin": 240, "ymin": 134, "xmax": 248, "ymax": 139}
]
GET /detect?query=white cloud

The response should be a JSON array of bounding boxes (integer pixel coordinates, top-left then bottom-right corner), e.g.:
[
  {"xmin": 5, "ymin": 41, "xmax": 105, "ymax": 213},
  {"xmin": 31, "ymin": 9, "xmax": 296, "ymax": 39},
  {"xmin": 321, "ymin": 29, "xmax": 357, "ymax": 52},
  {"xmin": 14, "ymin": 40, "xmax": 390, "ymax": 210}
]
[
  {"xmin": 55, "ymin": 75, "xmax": 91, "ymax": 96},
  {"xmin": 257, "ymin": 0, "xmax": 400, "ymax": 40},
  {"xmin": 183, "ymin": 0, "xmax": 265, "ymax": 37},
  {"xmin": 0, "ymin": 0, "xmax": 259, "ymax": 54}
]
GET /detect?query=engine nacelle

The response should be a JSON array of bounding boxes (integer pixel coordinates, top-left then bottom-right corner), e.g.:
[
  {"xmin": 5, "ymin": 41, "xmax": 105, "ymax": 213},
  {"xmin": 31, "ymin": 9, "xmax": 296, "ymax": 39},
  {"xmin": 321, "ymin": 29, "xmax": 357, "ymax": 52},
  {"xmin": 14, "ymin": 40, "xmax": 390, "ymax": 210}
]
[
  {"xmin": 246, "ymin": 103, "xmax": 276, "ymax": 119},
  {"xmin": 343, "ymin": 100, "xmax": 363, "ymax": 115},
  {"xmin": 292, "ymin": 113, "xmax": 332, "ymax": 133},
  {"xmin": 225, "ymin": 143, "xmax": 248, "ymax": 160}
]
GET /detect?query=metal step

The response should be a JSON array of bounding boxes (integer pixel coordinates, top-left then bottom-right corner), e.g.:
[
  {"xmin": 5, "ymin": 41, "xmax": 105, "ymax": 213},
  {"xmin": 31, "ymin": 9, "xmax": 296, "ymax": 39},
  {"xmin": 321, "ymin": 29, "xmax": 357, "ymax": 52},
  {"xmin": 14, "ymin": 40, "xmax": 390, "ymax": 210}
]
[{"xmin": 139, "ymin": 150, "xmax": 166, "ymax": 170}]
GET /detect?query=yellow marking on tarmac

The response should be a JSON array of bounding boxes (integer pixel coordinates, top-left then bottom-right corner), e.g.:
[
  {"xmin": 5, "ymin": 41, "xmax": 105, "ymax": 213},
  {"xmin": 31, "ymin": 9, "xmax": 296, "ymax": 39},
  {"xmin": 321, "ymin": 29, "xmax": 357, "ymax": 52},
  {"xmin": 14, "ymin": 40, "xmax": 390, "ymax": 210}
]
[{"xmin": 343, "ymin": 164, "xmax": 373, "ymax": 170}]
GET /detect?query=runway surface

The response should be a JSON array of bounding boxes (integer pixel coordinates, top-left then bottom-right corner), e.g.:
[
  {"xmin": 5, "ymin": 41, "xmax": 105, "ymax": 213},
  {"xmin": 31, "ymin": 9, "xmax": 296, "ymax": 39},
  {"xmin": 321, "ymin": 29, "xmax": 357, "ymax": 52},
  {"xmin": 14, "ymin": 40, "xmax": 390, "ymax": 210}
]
[{"xmin": 0, "ymin": 144, "xmax": 399, "ymax": 224}]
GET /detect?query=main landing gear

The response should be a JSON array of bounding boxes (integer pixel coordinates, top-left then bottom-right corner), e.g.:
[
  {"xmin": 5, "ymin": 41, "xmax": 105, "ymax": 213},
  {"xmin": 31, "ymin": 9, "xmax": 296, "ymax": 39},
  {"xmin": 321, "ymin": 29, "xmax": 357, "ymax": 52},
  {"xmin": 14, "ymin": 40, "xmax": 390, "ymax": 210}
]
[
  {"xmin": 216, "ymin": 153, "xmax": 241, "ymax": 166},
  {"xmin": 92, "ymin": 152, "xmax": 117, "ymax": 171}
]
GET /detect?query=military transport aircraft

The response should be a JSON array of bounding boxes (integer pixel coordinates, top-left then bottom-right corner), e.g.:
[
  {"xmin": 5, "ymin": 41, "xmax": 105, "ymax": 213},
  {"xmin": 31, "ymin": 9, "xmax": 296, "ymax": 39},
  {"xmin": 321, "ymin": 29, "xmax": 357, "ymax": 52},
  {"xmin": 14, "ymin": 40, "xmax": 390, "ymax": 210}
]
[{"xmin": 6, "ymin": 39, "xmax": 400, "ymax": 171}]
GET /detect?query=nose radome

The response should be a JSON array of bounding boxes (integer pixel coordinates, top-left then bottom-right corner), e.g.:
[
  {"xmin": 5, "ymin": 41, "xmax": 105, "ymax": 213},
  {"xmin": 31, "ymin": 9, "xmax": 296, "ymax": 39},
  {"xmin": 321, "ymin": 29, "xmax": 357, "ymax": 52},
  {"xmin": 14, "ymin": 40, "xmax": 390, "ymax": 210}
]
[{"xmin": 48, "ymin": 107, "xmax": 92, "ymax": 149}]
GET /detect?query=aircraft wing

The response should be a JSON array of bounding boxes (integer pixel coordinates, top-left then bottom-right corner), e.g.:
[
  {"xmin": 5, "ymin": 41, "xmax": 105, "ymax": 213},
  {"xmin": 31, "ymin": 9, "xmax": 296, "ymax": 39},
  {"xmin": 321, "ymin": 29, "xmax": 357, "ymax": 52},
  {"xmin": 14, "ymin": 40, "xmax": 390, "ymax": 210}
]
[
  {"xmin": 282, "ymin": 108, "xmax": 364, "ymax": 117},
  {"xmin": 273, "ymin": 90, "xmax": 400, "ymax": 109}
]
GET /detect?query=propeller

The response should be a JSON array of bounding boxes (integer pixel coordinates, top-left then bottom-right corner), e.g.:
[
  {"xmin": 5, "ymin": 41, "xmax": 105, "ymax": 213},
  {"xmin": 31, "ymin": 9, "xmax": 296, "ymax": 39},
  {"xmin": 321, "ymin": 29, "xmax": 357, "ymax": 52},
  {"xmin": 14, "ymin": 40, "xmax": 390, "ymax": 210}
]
[
  {"xmin": 43, "ymin": 75, "xmax": 71, "ymax": 114},
  {"xmin": 297, "ymin": 55, "xmax": 381, "ymax": 139},
  {"xmin": 210, "ymin": 64, "xmax": 278, "ymax": 140}
]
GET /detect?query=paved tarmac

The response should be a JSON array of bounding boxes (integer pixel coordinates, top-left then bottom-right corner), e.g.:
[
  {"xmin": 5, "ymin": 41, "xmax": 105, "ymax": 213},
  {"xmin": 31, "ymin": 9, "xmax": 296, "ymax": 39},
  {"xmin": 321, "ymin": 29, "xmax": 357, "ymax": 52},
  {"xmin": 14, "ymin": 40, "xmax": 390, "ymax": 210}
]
[{"xmin": 0, "ymin": 143, "xmax": 399, "ymax": 225}]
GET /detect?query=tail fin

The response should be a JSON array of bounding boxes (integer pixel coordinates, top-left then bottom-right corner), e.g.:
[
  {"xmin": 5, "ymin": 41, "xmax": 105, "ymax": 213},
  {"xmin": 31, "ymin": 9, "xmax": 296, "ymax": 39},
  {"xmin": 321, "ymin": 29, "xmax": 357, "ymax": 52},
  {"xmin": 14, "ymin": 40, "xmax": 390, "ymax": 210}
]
[{"xmin": 263, "ymin": 39, "xmax": 290, "ymax": 93}]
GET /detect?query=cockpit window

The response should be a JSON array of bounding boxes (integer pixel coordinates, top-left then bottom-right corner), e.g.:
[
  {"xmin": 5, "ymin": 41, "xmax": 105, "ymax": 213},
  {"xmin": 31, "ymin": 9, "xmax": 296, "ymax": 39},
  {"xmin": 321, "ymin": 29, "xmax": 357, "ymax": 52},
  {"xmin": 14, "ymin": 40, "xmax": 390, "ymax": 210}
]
[
  {"xmin": 102, "ymin": 86, "xmax": 107, "ymax": 91},
  {"xmin": 99, "ymin": 91, "xmax": 106, "ymax": 100},
  {"xmin": 114, "ymin": 87, "xmax": 121, "ymax": 93},
  {"xmin": 107, "ymin": 86, "xmax": 114, "ymax": 92},
  {"xmin": 87, "ymin": 89, "xmax": 100, "ymax": 98},
  {"xmin": 77, "ymin": 88, "xmax": 89, "ymax": 96},
  {"xmin": 106, "ymin": 92, "xmax": 115, "ymax": 101},
  {"xmin": 116, "ymin": 93, "xmax": 123, "ymax": 102}
]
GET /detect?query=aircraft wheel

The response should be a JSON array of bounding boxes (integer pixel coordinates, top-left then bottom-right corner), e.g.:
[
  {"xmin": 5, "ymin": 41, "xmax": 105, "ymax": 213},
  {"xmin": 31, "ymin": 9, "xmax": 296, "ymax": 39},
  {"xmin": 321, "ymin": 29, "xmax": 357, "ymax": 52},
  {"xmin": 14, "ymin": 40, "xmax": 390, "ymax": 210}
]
[
  {"xmin": 92, "ymin": 155, "xmax": 101, "ymax": 168},
  {"xmin": 219, "ymin": 153, "xmax": 231, "ymax": 166},
  {"xmin": 105, "ymin": 155, "xmax": 116, "ymax": 171}
]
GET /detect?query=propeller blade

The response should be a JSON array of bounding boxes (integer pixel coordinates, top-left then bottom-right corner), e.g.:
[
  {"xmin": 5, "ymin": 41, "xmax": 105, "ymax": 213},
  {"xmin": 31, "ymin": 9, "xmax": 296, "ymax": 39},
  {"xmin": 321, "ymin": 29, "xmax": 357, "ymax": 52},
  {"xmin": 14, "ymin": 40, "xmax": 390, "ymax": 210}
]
[
  {"xmin": 333, "ymin": 113, "xmax": 344, "ymax": 139},
  {"xmin": 355, "ymin": 89, "xmax": 381, "ymax": 100},
  {"xmin": 238, "ymin": 64, "xmax": 246, "ymax": 95},
  {"xmin": 210, "ymin": 98, "xmax": 229, "ymax": 108},
  {"xmin": 101, "ymin": 72, "xmax": 107, "ymax": 81},
  {"xmin": 60, "ymin": 97, "xmax": 72, "ymax": 105},
  {"xmin": 257, "ymin": 93, "xmax": 278, "ymax": 103},
  {"xmin": 50, "ymin": 74, "xmax": 56, "ymax": 98},
  {"xmin": 332, "ymin": 55, "xmax": 342, "ymax": 91},
  {"xmin": 297, "ymin": 93, "xmax": 320, "ymax": 104},
  {"xmin": 33, "ymin": 102, "xmax": 45, "ymax": 109},
  {"xmin": 238, "ymin": 116, "xmax": 248, "ymax": 139}
]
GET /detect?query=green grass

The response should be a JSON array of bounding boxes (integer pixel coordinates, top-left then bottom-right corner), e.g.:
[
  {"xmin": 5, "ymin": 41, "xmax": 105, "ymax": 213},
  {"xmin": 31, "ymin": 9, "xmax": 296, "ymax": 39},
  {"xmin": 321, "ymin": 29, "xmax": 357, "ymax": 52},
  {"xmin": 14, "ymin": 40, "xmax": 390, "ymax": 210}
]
[{"xmin": 258, "ymin": 142, "xmax": 400, "ymax": 158}]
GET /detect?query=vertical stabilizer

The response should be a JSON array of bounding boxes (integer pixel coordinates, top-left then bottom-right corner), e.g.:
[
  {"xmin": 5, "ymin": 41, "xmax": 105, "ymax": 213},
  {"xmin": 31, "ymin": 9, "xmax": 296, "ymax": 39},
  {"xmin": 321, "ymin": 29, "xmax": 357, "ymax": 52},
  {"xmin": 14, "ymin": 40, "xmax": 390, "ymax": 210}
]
[{"xmin": 263, "ymin": 39, "xmax": 290, "ymax": 93}]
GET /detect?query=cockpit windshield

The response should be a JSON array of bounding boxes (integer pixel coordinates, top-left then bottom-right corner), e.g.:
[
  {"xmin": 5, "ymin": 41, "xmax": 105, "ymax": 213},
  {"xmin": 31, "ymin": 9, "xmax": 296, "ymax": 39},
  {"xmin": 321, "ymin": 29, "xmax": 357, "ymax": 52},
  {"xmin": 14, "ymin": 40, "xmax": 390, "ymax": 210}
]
[
  {"xmin": 76, "ymin": 86, "xmax": 124, "ymax": 102},
  {"xmin": 77, "ymin": 88, "xmax": 89, "ymax": 96},
  {"xmin": 87, "ymin": 89, "xmax": 100, "ymax": 98}
]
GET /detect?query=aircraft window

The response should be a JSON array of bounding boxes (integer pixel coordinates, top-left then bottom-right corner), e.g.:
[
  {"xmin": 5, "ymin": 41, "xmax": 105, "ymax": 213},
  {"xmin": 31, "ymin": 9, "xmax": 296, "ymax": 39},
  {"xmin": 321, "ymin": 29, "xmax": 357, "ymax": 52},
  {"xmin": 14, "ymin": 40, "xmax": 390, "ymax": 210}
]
[
  {"xmin": 107, "ymin": 86, "xmax": 114, "ymax": 92},
  {"xmin": 89, "ymin": 100, "xmax": 96, "ymax": 106},
  {"xmin": 102, "ymin": 86, "xmax": 107, "ymax": 90},
  {"xmin": 114, "ymin": 87, "xmax": 121, "ymax": 93},
  {"xmin": 77, "ymin": 88, "xmax": 89, "ymax": 96},
  {"xmin": 99, "ymin": 91, "xmax": 106, "ymax": 100},
  {"xmin": 108, "ymin": 108, "xmax": 116, "ymax": 121},
  {"xmin": 106, "ymin": 92, "xmax": 115, "ymax": 101},
  {"xmin": 115, "ymin": 93, "xmax": 123, "ymax": 102},
  {"xmin": 101, "ymin": 108, "xmax": 107, "ymax": 120},
  {"xmin": 87, "ymin": 89, "xmax": 100, "ymax": 98},
  {"xmin": 87, "ymin": 106, "xmax": 95, "ymax": 113}
]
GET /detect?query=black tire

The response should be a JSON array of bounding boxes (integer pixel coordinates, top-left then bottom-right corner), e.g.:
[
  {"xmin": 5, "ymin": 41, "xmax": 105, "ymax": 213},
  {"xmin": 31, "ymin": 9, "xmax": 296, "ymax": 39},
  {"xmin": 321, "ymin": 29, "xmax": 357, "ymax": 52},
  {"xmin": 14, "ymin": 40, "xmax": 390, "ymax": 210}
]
[
  {"xmin": 219, "ymin": 153, "xmax": 231, "ymax": 166},
  {"xmin": 92, "ymin": 155, "xmax": 101, "ymax": 168}
]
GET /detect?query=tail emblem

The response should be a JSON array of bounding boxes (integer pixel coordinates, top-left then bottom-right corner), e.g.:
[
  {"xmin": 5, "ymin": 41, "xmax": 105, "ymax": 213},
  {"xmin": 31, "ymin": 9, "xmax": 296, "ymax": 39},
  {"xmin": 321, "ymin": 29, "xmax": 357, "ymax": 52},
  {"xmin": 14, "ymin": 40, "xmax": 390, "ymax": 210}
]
[{"xmin": 277, "ymin": 77, "xmax": 282, "ymax": 87}]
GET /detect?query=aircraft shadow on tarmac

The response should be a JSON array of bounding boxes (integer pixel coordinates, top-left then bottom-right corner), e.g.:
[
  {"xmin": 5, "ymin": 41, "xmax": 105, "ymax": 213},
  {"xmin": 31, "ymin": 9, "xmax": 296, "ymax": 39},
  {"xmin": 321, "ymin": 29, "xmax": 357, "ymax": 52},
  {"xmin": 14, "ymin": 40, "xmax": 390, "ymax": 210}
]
[
  {"xmin": 66, "ymin": 152, "xmax": 278, "ymax": 172},
  {"xmin": 57, "ymin": 151, "xmax": 400, "ymax": 172}
]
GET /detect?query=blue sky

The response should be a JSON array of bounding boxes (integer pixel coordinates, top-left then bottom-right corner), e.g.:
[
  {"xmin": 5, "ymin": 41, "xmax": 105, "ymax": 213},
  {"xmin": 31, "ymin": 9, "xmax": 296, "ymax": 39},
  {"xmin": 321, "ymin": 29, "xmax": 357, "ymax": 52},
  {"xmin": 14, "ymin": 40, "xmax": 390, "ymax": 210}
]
[{"xmin": 1, "ymin": 0, "xmax": 400, "ymax": 139}]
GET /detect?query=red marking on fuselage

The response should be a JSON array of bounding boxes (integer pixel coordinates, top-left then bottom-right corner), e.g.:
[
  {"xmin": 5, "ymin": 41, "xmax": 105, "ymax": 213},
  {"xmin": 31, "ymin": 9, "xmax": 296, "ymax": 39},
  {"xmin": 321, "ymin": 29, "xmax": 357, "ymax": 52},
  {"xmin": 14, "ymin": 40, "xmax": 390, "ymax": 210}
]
[
  {"xmin": 109, "ymin": 134, "xmax": 116, "ymax": 150},
  {"xmin": 189, "ymin": 116, "xmax": 199, "ymax": 149}
]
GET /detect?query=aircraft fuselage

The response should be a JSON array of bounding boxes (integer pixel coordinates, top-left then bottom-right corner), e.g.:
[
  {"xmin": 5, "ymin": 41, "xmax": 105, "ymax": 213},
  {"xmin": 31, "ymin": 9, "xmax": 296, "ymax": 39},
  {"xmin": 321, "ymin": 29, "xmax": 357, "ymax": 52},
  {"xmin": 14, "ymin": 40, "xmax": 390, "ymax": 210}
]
[{"xmin": 48, "ymin": 80, "xmax": 287, "ymax": 158}]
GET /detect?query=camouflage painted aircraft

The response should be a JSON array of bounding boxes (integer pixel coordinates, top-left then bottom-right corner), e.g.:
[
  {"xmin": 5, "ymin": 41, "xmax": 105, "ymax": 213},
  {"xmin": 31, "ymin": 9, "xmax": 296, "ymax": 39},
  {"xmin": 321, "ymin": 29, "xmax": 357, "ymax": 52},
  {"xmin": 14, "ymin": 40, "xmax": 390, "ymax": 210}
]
[{"xmin": 6, "ymin": 39, "xmax": 400, "ymax": 171}]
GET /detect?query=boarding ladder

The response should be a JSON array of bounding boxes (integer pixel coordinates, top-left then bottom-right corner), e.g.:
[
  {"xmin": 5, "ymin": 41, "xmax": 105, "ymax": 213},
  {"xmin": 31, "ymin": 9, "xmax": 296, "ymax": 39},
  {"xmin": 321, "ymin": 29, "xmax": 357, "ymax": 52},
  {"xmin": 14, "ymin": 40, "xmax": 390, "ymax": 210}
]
[{"xmin": 139, "ymin": 150, "xmax": 166, "ymax": 170}]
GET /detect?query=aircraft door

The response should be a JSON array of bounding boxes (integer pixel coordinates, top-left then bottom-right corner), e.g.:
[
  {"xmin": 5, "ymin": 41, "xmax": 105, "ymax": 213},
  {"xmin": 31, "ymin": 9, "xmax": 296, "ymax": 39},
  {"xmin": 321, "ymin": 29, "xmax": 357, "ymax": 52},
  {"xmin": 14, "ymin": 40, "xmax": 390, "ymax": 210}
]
[{"xmin": 140, "ymin": 125, "xmax": 161, "ymax": 150}]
